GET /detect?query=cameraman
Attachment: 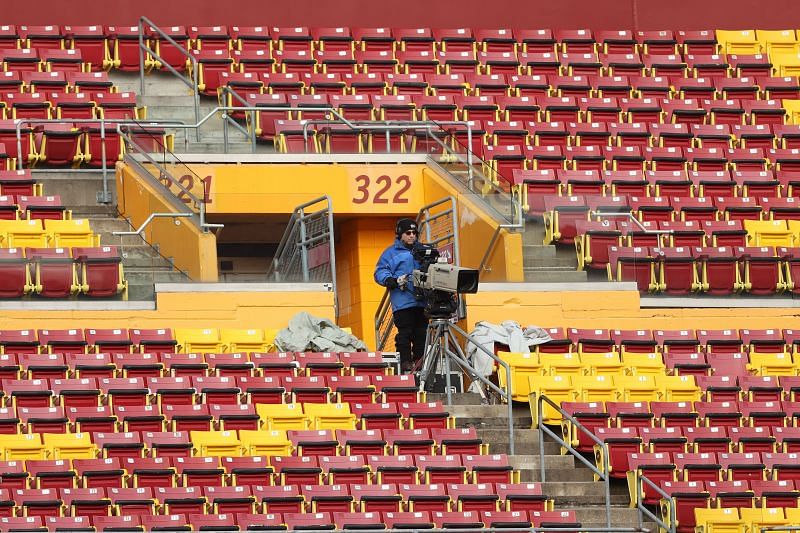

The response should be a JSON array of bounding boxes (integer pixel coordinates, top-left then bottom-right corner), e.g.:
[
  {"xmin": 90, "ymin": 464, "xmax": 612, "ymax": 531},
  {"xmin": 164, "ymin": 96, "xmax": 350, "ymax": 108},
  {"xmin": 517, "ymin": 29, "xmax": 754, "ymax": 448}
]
[{"xmin": 374, "ymin": 218, "xmax": 428, "ymax": 373}]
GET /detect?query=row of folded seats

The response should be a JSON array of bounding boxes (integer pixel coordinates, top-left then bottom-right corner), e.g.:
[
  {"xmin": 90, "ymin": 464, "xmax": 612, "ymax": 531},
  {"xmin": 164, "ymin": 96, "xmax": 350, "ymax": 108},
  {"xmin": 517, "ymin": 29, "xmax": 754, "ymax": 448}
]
[
  {"xmin": 0, "ymin": 510, "xmax": 580, "ymax": 533},
  {"xmin": 217, "ymin": 73, "xmax": 800, "ymax": 100},
  {"xmin": 0, "ymin": 352, "xmax": 396, "ymax": 379},
  {"xmin": 0, "ymin": 375, "xmax": 429, "ymax": 409},
  {"xmin": 0, "ymin": 26, "xmax": 793, "ymax": 66},
  {"xmin": 497, "ymin": 326, "xmax": 800, "ymax": 399},
  {"xmin": 131, "ymin": 28, "xmax": 800, "ymax": 97},
  {"xmin": 253, "ymin": 98, "xmax": 798, "ymax": 153}
]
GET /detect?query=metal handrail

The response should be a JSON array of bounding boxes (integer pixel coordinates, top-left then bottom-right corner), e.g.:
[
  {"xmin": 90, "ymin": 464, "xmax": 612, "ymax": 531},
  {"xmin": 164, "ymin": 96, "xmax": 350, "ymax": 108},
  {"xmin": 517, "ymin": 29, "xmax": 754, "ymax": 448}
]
[
  {"xmin": 636, "ymin": 474, "xmax": 675, "ymax": 533},
  {"xmin": 430, "ymin": 320, "xmax": 516, "ymax": 454},
  {"xmin": 536, "ymin": 394, "xmax": 612, "ymax": 529},
  {"xmin": 118, "ymin": 128, "xmax": 223, "ymax": 232},
  {"xmin": 111, "ymin": 212, "xmax": 193, "ymax": 236},
  {"xmin": 139, "ymin": 16, "xmax": 201, "ymax": 140}
]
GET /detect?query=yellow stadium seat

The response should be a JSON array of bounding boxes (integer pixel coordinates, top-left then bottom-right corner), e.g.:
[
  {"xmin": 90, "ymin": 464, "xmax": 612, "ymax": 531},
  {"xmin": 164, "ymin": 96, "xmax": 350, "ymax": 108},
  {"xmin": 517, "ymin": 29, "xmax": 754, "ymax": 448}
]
[
  {"xmin": 304, "ymin": 402, "xmax": 357, "ymax": 430},
  {"xmin": 581, "ymin": 352, "xmax": 623, "ymax": 376},
  {"xmin": 716, "ymin": 29, "xmax": 760, "ymax": 55},
  {"xmin": 220, "ymin": 328, "xmax": 272, "ymax": 352},
  {"xmin": 782, "ymin": 100, "xmax": 800, "ymax": 126},
  {"xmin": 191, "ymin": 430, "xmax": 242, "ymax": 457},
  {"xmin": 257, "ymin": 403, "xmax": 309, "ymax": 431},
  {"xmin": 540, "ymin": 352, "xmax": 582, "ymax": 377},
  {"xmin": 740, "ymin": 507, "xmax": 787, "ymax": 533},
  {"xmin": 45, "ymin": 219, "xmax": 100, "ymax": 248},
  {"xmin": 785, "ymin": 508, "xmax": 800, "ymax": 526},
  {"xmin": 747, "ymin": 352, "xmax": 795, "ymax": 376},
  {"xmin": 0, "ymin": 433, "xmax": 46, "ymax": 461},
  {"xmin": 774, "ymin": 54, "xmax": 800, "ymax": 78},
  {"xmin": 657, "ymin": 375, "xmax": 701, "ymax": 402},
  {"xmin": 695, "ymin": 508, "xmax": 744, "ymax": 533},
  {"xmin": 44, "ymin": 432, "xmax": 96, "ymax": 459},
  {"xmin": 175, "ymin": 328, "xmax": 224, "ymax": 353},
  {"xmin": 756, "ymin": 29, "xmax": 799, "ymax": 55},
  {"xmin": 615, "ymin": 375, "xmax": 659, "ymax": 402},
  {"xmin": 574, "ymin": 375, "xmax": 616, "ymax": 403},
  {"xmin": 497, "ymin": 352, "xmax": 542, "ymax": 401},
  {"xmin": 0, "ymin": 219, "xmax": 47, "ymax": 248},
  {"xmin": 744, "ymin": 220, "xmax": 793, "ymax": 246},
  {"xmin": 623, "ymin": 352, "xmax": 666, "ymax": 376},
  {"xmin": 529, "ymin": 375, "xmax": 573, "ymax": 426},
  {"xmin": 239, "ymin": 429, "xmax": 292, "ymax": 456}
]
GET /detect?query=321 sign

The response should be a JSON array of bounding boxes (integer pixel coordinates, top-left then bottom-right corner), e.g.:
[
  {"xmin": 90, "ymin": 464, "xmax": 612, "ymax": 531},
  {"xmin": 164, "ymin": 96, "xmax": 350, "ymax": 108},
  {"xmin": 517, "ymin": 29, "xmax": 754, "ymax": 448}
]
[
  {"xmin": 351, "ymin": 174, "xmax": 412, "ymax": 204},
  {"xmin": 161, "ymin": 174, "xmax": 213, "ymax": 205}
]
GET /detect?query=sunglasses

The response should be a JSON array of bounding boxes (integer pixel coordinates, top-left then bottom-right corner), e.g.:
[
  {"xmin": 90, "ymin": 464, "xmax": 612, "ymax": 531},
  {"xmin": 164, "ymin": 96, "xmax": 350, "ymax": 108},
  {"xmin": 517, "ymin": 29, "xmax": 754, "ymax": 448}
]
[{"xmin": 404, "ymin": 230, "xmax": 417, "ymax": 235}]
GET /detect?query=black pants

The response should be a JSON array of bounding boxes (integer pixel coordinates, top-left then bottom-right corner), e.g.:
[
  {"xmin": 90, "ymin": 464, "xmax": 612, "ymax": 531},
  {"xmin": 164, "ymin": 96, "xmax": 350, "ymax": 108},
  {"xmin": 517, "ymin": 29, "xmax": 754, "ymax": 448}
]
[{"xmin": 393, "ymin": 306, "xmax": 428, "ymax": 368}]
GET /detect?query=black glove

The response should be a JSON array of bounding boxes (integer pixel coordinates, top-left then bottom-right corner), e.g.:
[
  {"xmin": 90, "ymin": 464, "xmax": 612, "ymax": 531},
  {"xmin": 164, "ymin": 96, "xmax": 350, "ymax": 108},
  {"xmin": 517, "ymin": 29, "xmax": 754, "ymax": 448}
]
[{"xmin": 384, "ymin": 277, "xmax": 399, "ymax": 289}]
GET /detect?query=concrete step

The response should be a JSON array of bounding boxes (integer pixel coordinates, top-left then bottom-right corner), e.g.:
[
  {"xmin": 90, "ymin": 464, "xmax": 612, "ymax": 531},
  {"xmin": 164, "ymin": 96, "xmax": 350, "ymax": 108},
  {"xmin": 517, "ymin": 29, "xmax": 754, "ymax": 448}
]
[
  {"xmin": 540, "ymin": 481, "xmax": 630, "ymax": 506},
  {"xmin": 125, "ymin": 269, "xmax": 189, "ymax": 284},
  {"xmin": 523, "ymin": 219, "xmax": 546, "ymax": 245},
  {"xmin": 523, "ymin": 269, "xmax": 587, "ymax": 282},
  {"xmin": 29, "ymin": 171, "xmax": 116, "ymax": 209},
  {"xmin": 570, "ymin": 507, "xmax": 651, "ymax": 528},
  {"xmin": 523, "ymin": 246, "xmax": 577, "ymax": 269},
  {"xmin": 476, "ymin": 429, "xmax": 561, "ymax": 456}
]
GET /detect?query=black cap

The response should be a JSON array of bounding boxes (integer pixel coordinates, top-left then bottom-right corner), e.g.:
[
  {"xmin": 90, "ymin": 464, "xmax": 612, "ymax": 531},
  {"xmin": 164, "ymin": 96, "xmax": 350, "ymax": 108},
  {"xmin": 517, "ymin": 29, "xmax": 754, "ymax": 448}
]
[{"xmin": 395, "ymin": 218, "xmax": 418, "ymax": 236}]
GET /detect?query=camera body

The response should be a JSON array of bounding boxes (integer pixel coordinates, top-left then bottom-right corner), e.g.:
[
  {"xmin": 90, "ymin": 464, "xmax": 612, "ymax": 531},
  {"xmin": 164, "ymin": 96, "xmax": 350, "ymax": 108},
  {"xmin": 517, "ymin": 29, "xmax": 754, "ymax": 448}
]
[{"xmin": 410, "ymin": 244, "xmax": 480, "ymax": 319}]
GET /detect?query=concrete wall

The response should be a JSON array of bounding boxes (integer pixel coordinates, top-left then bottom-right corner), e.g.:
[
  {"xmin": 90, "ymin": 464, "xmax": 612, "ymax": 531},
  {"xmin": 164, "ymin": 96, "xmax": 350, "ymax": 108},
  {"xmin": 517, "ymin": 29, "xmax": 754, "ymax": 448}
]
[{"xmin": 5, "ymin": 0, "xmax": 800, "ymax": 30}]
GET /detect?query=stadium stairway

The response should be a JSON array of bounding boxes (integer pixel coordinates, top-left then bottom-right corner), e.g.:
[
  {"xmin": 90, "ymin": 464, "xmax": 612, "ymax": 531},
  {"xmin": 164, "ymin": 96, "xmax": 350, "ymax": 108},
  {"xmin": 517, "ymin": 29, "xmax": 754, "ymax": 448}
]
[
  {"xmin": 109, "ymin": 71, "xmax": 275, "ymax": 155},
  {"xmin": 437, "ymin": 393, "xmax": 651, "ymax": 529},
  {"xmin": 522, "ymin": 219, "xmax": 587, "ymax": 283},
  {"xmin": 35, "ymin": 170, "xmax": 189, "ymax": 301}
]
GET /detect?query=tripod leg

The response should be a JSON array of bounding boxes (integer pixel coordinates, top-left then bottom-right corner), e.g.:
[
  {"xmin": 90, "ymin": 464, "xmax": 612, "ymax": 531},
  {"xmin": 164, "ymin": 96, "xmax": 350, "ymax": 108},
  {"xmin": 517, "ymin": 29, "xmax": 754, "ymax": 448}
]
[
  {"xmin": 444, "ymin": 328, "xmax": 488, "ymax": 402},
  {"xmin": 418, "ymin": 323, "xmax": 443, "ymax": 392}
]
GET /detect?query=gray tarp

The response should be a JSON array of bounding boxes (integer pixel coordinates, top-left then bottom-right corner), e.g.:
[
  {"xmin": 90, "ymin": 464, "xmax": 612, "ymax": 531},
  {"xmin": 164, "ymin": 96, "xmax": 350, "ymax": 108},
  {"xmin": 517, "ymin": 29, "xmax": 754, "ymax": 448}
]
[{"xmin": 274, "ymin": 311, "xmax": 368, "ymax": 352}]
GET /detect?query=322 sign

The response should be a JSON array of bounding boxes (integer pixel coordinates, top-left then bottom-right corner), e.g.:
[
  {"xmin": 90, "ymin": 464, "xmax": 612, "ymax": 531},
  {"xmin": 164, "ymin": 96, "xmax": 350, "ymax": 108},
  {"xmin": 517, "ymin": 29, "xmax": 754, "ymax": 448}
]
[{"xmin": 351, "ymin": 174, "xmax": 412, "ymax": 204}]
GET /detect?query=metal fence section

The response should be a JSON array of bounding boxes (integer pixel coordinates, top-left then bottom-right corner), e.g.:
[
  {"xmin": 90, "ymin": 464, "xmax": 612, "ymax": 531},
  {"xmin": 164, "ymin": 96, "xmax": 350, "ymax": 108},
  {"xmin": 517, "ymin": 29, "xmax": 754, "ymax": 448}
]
[{"xmin": 267, "ymin": 196, "xmax": 338, "ymax": 316}]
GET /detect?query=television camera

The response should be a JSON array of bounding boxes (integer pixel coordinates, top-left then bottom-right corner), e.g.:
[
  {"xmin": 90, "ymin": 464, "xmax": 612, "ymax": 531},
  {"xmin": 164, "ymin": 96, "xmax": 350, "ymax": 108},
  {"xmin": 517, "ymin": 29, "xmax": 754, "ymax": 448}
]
[{"xmin": 410, "ymin": 244, "xmax": 480, "ymax": 318}]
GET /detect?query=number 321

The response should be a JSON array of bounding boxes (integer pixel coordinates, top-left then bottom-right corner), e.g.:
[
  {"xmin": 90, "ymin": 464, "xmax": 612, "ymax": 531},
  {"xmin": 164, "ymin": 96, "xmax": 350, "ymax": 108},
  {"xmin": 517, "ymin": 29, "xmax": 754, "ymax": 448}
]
[{"xmin": 352, "ymin": 175, "xmax": 411, "ymax": 204}]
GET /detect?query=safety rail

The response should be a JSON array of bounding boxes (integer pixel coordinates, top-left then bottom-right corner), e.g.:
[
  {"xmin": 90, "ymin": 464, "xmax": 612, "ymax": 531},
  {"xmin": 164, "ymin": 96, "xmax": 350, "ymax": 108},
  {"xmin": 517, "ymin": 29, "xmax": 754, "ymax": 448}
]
[
  {"xmin": 118, "ymin": 126, "xmax": 222, "ymax": 233},
  {"xmin": 139, "ymin": 16, "xmax": 201, "ymax": 140},
  {"xmin": 111, "ymin": 212, "xmax": 193, "ymax": 236},
  {"xmin": 439, "ymin": 321, "xmax": 516, "ymax": 454},
  {"xmin": 536, "ymin": 394, "xmax": 612, "ymax": 529},
  {"xmin": 267, "ymin": 195, "xmax": 338, "ymax": 316},
  {"xmin": 636, "ymin": 474, "xmax": 675, "ymax": 533}
]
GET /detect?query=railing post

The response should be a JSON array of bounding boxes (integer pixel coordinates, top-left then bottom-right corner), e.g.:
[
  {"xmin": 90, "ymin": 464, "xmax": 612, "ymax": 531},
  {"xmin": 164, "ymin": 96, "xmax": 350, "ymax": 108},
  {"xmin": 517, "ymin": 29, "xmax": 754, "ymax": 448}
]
[{"xmin": 138, "ymin": 20, "xmax": 145, "ymax": 95}]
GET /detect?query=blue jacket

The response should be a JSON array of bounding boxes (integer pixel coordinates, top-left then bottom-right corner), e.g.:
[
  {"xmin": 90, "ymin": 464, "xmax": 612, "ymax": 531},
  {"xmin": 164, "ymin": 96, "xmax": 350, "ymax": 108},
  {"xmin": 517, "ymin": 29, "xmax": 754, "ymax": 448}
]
[{"xmin": 374, "ymin": 239, "xmax": 425, "ymax": 312}]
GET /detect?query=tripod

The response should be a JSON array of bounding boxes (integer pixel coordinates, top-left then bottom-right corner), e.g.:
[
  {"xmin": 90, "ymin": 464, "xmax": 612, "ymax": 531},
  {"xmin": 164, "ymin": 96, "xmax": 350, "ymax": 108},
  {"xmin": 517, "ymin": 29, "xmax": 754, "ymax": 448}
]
[{"xmin": 416, "ymin": 316, "xmax": 488, "ymax": 403}]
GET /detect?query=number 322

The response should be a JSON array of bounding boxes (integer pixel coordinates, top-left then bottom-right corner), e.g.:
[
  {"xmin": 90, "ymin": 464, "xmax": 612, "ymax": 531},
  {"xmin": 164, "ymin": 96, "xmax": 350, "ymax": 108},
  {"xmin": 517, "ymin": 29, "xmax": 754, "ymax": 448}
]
[{"xmin": 352, "ymin": 175, "xmax": 411, "ymax": 204}]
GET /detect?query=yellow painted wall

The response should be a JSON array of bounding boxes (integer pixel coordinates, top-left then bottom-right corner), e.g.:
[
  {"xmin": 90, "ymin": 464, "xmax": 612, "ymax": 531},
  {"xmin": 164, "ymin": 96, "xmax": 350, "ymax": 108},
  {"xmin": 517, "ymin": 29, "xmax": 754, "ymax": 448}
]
[
  {"xmin": 465, "ymin": 288, "xmax": 800, "ymax": 331},
  {"xmin": 116, "ymin": 165, "xmax": 218, "ymax": 281},
  {"xmin": 202, "ymin": 163, "xmax": 428, "ymax": 215},
  {"xmin": 0, "ymin": 288, "xmax": 335, "ymax": 330}
]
